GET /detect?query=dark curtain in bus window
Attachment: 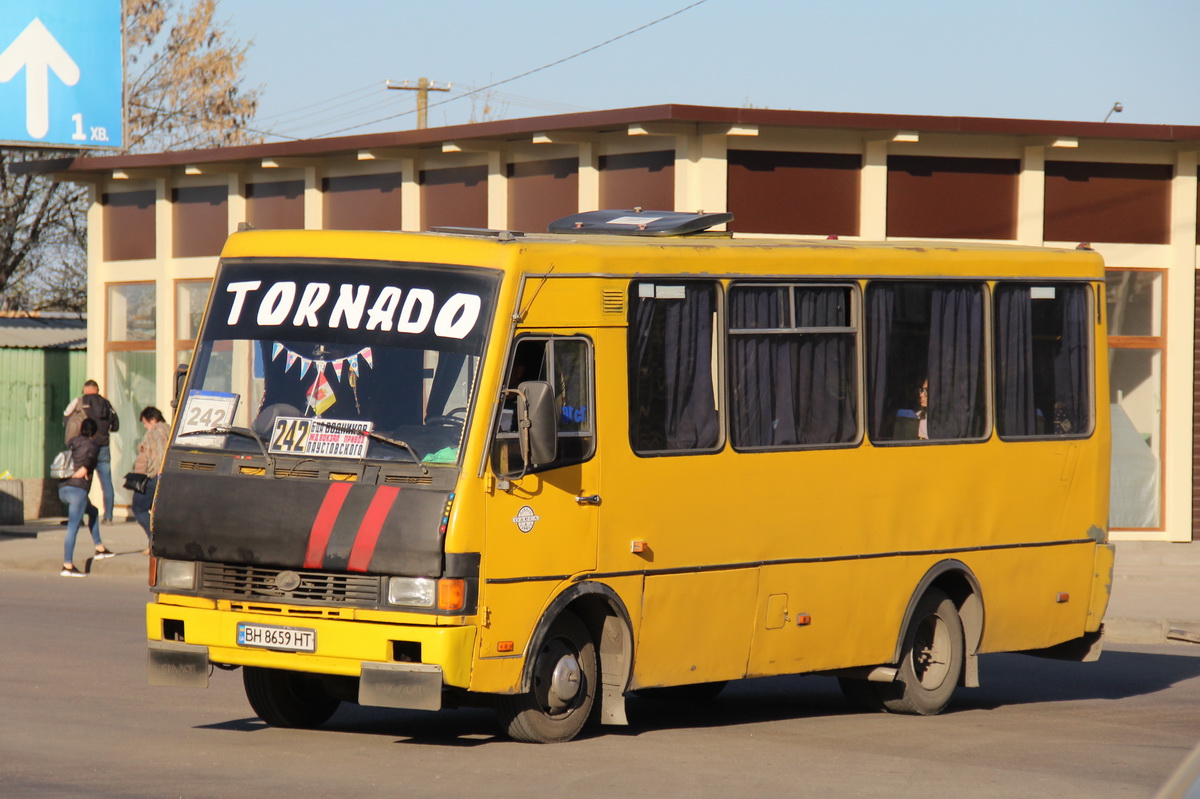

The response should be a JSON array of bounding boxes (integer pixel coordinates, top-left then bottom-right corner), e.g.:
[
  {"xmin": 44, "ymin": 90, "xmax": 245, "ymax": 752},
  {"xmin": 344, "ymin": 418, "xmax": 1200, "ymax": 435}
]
[
  {"xmin": 927, "ymin": 285, "xmax": 985, "ymax": 439},
  {"xmin": 995, "ymin": 287, "xmax": 1037, "ymax": 435},
  {"xmin": 866, "ymin": 286, "xmax": 896, "ymax": 439},
  {"xmin": 1054, "ymin": 286, "xmax": 1090, "ymax": 435},
  {"xmin": 995, "ymin": 284, "xmax": 1091, "ymax": 437},
  {"xmin": 628, "ymin": 282, "xmax": 720, "ymax": 452},
  {"xmin": 867, "ymin": 282, "xmax": 984, "ymax": 442},
  {"xmin": 730, "ymin": 285, "xmax": 857, "ymax": 447}
]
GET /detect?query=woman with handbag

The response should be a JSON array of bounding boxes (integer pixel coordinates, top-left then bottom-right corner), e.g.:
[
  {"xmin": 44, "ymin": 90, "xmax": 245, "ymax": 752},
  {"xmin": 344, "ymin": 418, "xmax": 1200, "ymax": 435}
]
[
  {"xmin": 59, "ymin": 417, "xmax": 116, "ymax": 576},
  {"xmin": 130, "ymin": 406, "xmax": 169, "ymax": 553}
]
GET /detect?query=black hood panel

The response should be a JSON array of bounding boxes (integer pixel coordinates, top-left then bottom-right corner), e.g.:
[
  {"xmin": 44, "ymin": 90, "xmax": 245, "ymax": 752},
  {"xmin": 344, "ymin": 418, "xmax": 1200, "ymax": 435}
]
[{"xmin": 153, "ymin": 471, "xmax": 447, "ymax": 577}]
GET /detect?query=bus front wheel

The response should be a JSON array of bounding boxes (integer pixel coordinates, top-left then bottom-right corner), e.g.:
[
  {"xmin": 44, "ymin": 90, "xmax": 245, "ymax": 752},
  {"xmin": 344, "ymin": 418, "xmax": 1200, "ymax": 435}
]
[
  {"xmin": 495, "ymin": 611, "xmax": 597, "ymax": 743},
  {"xmin": 243, "ymin": 666, "xmax": 341, "ymax": 728},
  {"xmin": 879, "ymin": 588, "xmax": 964, "ymax": 716}
]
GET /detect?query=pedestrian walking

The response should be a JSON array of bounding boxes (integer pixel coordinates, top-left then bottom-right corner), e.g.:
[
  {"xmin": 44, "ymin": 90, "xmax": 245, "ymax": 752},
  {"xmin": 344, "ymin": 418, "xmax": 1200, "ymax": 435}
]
[
  {"xmin": 63, "ymin": 379, "xmax": 120, "ymax": 522},
  {"xmin": 59, "ymin": 417, "xmax": 116, "ymax": 576}
]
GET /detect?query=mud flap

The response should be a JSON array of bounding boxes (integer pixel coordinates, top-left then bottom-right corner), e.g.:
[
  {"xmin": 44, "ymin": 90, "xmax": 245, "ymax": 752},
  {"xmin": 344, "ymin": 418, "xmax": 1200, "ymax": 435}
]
[
  {"xmin": 147, "ymin": 640, "xmax": 210, "ymax": 687},
  {"xmin": 358, "ymin": 662, "xmax": 443, "ymax": 711}
]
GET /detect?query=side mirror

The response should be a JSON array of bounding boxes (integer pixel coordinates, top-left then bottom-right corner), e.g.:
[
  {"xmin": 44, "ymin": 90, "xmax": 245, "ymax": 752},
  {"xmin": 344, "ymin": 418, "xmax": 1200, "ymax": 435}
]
[
  {"xmin": 171, "ymin": 363, "xmax": 189, "ymax": 409},
  {"xmin": 517, "ymin": 380, "xmax": 557, "ymax": 467}
]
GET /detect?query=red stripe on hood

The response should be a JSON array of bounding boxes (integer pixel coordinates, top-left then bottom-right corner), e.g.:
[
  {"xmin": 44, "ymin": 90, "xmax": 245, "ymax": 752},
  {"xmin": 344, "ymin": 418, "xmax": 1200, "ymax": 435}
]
[
  {"xmin": 303, "ymin": 482, "xmax": 353, "ymax": 568},
  {"xmin": 346, "ymin": 485, "xmax": 401, "ymax": 572}
]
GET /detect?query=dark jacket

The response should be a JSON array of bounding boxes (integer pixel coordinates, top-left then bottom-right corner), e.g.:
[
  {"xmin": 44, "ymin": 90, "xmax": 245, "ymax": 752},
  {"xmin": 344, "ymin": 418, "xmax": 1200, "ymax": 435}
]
[
  {"xmin": 61, "ymin": 435, "xmax": 99, "ymax": 491},
  {"xmin": 78, "ymin": 394, "xmax": 120, "ymax": 447}
]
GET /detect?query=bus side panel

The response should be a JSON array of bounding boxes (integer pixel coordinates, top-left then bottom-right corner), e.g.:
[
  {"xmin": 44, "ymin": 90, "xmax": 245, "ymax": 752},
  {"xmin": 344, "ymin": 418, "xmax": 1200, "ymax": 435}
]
[
  {"xmin": 747, "ymin": 559, "xmax": 915, "ymax": 678},
  {"xmin": 969, "ymin": 543, "xmax": 1100, "ymax": 653},
  {"xmin": 631, "ymin": 569, "xmax": 758, "ymax": 689}
]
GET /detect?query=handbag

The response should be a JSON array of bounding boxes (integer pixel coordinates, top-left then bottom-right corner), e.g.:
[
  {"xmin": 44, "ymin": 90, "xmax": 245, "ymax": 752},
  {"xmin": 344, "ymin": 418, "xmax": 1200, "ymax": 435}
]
[
  {"xmin": 123, "ymin": 472, "xmax": 149, "ymax": 493},
  {"xmin": 50, "ymin": 449, "xmax": 74, "ymax": 479}
]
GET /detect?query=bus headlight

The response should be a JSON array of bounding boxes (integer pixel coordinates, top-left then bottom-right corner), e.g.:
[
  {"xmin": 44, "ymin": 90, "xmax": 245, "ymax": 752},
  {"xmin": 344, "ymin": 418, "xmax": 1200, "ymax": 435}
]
[
  {"xmin": 157, "ymin": 559, "xmax": 197, "ymax": 590},
  {"xmin": 387, "ymin": 577, "xmax": 436, "ymax": 608}
]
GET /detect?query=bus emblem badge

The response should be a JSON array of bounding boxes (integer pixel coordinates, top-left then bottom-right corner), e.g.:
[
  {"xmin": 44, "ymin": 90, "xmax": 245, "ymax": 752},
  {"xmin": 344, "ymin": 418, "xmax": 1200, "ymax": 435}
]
[
  {"xmin": 513, "ymin": 506, "xmax": 540, "ymax": 533},
  {"xmin": 275, "ymin": 571, "xmax": 302, "ymax": 592}
]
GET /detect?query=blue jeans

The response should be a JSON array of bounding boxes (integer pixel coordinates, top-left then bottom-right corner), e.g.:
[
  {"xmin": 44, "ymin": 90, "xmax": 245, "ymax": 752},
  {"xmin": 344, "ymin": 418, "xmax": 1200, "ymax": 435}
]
[
  {"xmin": 59, "ymin": 485, "xmax": 101, "ymax": 565},
  {"xmin": 132, "ymin": 476, "xmax": 156, "ymax": 539},
  {"xmin": 96, "ymin": 445, "xmax": 114, "ymax": 521}
]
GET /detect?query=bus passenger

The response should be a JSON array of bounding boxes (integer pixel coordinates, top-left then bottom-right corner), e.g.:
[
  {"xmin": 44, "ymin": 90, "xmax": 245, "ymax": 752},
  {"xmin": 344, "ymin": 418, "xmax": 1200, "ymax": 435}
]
[{"xmin": 894, "ymin": 379, "xmax": 929, "ymax": 441}]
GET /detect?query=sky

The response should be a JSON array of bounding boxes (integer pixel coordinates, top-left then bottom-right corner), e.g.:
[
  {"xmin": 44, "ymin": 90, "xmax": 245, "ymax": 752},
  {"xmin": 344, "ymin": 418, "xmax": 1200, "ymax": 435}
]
[{"xmin": 220, "ymin": 0, "xmax": 1199, "ymax": 143}]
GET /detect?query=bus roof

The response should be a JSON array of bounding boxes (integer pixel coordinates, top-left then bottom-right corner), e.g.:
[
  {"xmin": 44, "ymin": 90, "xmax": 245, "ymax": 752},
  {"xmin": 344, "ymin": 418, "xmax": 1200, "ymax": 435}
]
[{"xmin": 219, "ymin": 220, "xmax": 1106, "ymax": 282}]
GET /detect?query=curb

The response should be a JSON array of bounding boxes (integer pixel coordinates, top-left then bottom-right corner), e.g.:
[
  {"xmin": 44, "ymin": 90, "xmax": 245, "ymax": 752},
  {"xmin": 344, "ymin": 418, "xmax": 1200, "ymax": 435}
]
[{"xmin": 1104, "ymin": 618, "xmax": 1200, "ymax": 646}]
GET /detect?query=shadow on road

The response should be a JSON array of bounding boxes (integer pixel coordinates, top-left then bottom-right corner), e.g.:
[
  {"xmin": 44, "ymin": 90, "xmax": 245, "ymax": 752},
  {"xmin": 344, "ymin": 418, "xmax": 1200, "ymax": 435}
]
[{"xmin": 191, "ymin": 646, "xmax": 1200, "ymax": 744}]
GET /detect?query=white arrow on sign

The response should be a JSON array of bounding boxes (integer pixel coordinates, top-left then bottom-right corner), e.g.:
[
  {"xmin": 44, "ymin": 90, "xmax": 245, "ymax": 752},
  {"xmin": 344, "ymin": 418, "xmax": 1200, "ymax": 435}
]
[{"xmin": 0, "ymin": 17, "xmax": 80, "ymax": 139}]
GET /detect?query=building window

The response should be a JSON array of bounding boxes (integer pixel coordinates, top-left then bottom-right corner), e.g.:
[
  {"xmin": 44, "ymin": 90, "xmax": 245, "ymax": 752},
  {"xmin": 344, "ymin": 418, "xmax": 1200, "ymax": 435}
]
[
  {"xmin": 508, "ymin": 158, "xmax": 579, "ymax": 234},
  {"xmin": 599, "ymin": 150, "xmax": 674, "ymax": 211},
  {"xmin": 176, "ymin": 279, "xmax": 211, "ymax": 367},
  {"xmin": 323, "ymin": 172, "xmax": 402, "ymax": 230},
  {"xmin": 107, "ymin": 282, "xmax": 158, "ymax": 504},
  {"xmin": 1107, "ymin": 269, "xmax": 1164, "ymax": 529},
  {"xmin": 727, "ymin": 150, "xmax": 860, "ymax": 237},
  {"xmin": 246, "ymin": 180, "xmax": 304, "ymax": 229},
  {"xmin": 103, "ymin": 190, "xmax": 155, "ymax": 261},
  {"xmin": 1045, "ymin": 162, "xmax": 1172, "ymax": 245},
  {"xmin": 887, "ymin": 156, "xmax": 1019, "ymax": 240},
  {"xmin": 172, "ymin": 185, "xmax": 228, "ymax": 257}
]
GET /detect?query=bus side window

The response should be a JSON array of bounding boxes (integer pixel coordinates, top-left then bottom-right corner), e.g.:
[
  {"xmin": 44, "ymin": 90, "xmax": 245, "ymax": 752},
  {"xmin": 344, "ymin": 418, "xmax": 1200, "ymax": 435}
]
[
  {"xmin": 995, "ymin": 283, "xmax": 1092, "ymax": 438},
  {"xmin": 866, "ymin": 281, "xmax": 988, "ymax": 443},
  {"xmin": 728, "ymin": 283, "xmax": 858, "ymax": 448},
  {"xmin": 492, "ymin": 337, "xmax": 595, "ymax": 475},
  {"xmin": 628, "ymin": 280, "xmax": 721, "ymax": 454}
]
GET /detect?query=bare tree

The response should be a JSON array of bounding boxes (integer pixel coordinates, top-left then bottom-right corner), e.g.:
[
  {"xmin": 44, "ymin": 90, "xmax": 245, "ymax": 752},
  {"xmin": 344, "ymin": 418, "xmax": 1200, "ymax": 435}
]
[
  {"xmin": 0, "ymin": 0, "xmax": 261, "ymax": 311},
  {"xmin": 126, "ymin": 0, "xmax": 260, "ymax": 152}
]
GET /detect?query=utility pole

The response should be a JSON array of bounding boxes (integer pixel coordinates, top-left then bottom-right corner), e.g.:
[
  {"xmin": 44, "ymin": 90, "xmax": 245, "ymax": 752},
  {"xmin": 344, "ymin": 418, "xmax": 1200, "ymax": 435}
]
[{"xmin": 386, "ymin": 78, "xmax": 452, "ymax": 130}]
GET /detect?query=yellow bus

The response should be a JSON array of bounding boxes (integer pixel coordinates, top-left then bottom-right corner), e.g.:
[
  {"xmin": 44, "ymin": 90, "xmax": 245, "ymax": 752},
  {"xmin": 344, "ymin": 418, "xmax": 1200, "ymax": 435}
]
[{"xmin": 147, "ymin": 210, "xmax": 1113, "ymax": 743}]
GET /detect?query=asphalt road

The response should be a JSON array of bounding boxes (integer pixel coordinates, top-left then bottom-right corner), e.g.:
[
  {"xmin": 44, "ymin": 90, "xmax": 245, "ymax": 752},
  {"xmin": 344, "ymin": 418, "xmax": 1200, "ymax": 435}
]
[{"xmin": 4, "ymin": 570, "xmax": 1200, "ymax": 798}]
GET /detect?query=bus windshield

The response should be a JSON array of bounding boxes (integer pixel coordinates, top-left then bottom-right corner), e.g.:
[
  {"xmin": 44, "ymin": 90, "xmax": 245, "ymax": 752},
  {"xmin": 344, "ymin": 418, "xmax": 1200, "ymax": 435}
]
[{"xmin": 174, "ymin": 258, "xmax": 500, "ymax": 466}]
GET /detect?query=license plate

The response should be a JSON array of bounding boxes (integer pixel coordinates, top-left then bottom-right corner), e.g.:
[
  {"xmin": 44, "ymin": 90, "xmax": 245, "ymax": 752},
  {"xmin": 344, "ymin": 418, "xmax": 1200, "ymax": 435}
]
[{"xmin": 236, "ymin": 622, "xmax": 316, "ymax": 653}]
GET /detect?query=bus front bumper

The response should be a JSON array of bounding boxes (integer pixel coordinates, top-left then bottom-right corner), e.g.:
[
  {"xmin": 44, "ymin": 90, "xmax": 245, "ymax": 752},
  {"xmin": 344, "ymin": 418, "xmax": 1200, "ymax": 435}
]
[{"xmin": 146, "ymin": 599, "xmax": 477, "ymax": 711}]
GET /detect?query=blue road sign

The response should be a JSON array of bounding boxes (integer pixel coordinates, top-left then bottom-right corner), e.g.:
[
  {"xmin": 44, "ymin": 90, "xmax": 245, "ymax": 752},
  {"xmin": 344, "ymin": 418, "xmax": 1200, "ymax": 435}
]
[{"xmin": 0, "ymin": 0, "xmax": 123, "ymax": 149}]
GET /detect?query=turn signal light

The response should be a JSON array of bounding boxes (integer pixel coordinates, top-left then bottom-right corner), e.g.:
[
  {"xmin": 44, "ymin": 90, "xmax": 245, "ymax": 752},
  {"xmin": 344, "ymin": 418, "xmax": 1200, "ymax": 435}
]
[
  {"xmin": 1056, "ymin": 592, "xmax": 1070, "ymax": 604},
  {"xmin": 148, "ymin": 556, "xmax": 158, "ymax": 587},
  {"xmin": 438, "ymin": 578, "xmax": 466, "ymax": 611}
]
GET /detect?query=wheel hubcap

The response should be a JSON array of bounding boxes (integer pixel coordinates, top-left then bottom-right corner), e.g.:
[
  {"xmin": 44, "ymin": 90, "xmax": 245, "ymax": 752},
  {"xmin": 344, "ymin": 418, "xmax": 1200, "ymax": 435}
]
[
  {"xmin": 912, "ymin": 613, "xmax": 951, "ymax": 689},
  {"xmin": 536, "ymin": 638, "xmax": 582, "ymax": 715}
]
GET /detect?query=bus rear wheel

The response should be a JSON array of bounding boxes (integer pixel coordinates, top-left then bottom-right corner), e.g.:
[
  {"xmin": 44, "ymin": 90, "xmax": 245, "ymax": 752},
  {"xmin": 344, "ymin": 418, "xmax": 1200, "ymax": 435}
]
[
  {"xmin": 243, "ymin": 666, "xmax": 341, "ymax": 728},
  {"xmin": 879, "ymin": 588, "xmax": 964, "ymax": 716},
  {"xmin": 495, "ymin": 611, "xmax": 597, "ymax": 743}
]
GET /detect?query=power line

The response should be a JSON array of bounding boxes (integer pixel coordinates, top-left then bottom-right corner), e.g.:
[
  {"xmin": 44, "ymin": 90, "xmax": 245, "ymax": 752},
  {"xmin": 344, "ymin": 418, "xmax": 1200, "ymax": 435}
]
[{"xmin": 312, "ymin": 0, "xmax": 711, "ymax": 138}]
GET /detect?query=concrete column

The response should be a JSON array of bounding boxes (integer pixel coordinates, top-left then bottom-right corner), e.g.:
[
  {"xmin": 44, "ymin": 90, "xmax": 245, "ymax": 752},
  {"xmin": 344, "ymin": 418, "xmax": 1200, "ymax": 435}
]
[
  {"xmin": 1165, "ymin": 149, "xmax": 1199, "ymax": 541},
  {"xmin": 227, "ymin": 171, "xmax": 246, "ymax": 234},
  {"xmin": 487, "ymin": 150, "xmax": 508, "ymax": 230},
  {"xmin": 304, "ymin": 166, "xmax": 322, "ymax": 229},
  {"xmin": 673, "ymin": 132, "xmax": 729, "ymax": 217},
  {"xmin": 400, "ymin": 157, "xmax": 420, "ymax": 231},
  {"xmin": 577, "ymin": 141, "xmax": 599, "ymax": 213},
  {"xmin": 1017, "ymin": 146, "xmax": 1046, "ymax": 245},
  {"xmin": 860, "ymin": 140, "xmax": 889, "ymax": 240}
]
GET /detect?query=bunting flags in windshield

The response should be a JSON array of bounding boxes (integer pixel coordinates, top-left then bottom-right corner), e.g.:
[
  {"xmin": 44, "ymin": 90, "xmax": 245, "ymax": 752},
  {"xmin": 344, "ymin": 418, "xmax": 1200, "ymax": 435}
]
[{"xmin": 271, "ymin": 343, "xmax": 374, "ymax": 417}]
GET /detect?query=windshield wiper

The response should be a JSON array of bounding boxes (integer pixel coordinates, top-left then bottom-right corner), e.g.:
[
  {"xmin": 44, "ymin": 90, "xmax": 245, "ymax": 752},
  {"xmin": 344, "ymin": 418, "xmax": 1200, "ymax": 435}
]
[
  {"xmin": 178, "ymin": 426, "xmax": 273, "ymax": 464},
  {"xmin": 315, "ymin": 421, "xmax": 428, "ymax": 475}
]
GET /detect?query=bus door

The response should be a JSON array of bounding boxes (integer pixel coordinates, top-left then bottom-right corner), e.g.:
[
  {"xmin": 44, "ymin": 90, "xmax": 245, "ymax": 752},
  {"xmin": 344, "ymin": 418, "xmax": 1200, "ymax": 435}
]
[{"xmin": 480, "ymin": 335, "xmax": 599, "ymax": 656}]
